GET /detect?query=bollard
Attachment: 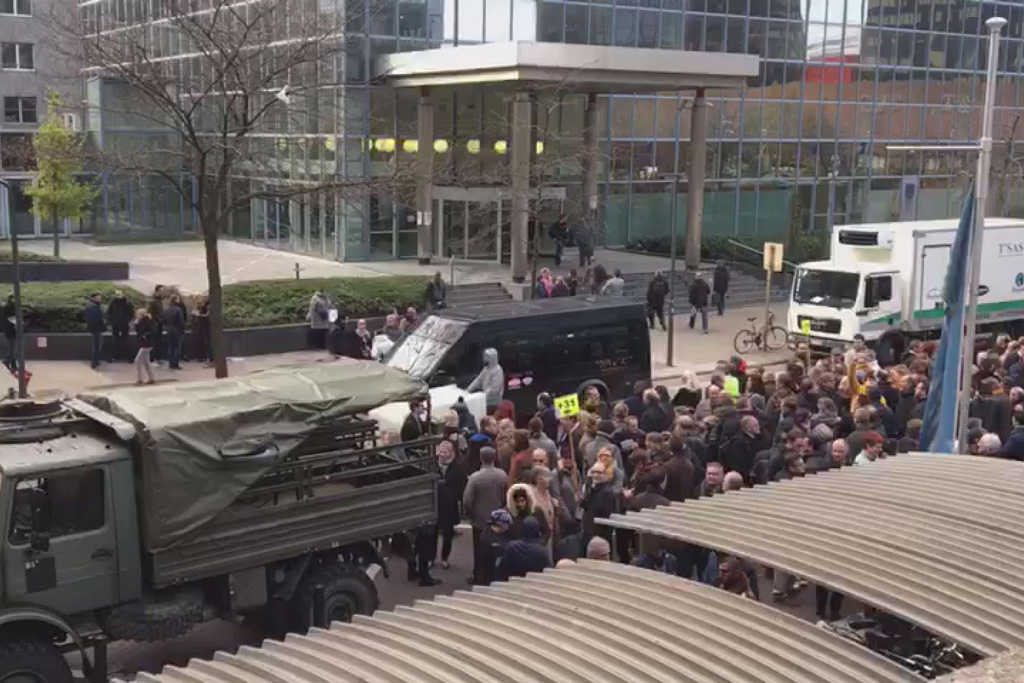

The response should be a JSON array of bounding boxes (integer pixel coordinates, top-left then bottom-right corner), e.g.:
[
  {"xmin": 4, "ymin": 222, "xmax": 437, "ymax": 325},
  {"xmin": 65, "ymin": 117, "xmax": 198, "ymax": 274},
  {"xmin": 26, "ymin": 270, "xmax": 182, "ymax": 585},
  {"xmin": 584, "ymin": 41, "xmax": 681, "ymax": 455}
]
[
  {"xmin": 295, "ymin": 262, "xmax": 302, "ymax": 280},
  {"xmin": 312, "ymin": 583, "xmax": 327, "ymax": 627}
]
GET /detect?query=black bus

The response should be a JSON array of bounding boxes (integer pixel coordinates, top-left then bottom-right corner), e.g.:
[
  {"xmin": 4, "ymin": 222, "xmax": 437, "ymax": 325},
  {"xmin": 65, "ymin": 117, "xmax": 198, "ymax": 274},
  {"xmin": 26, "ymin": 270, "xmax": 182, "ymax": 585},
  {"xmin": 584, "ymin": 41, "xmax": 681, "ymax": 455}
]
[{"xmin": 385, "ymin": 298, "xmax": 651, "ymax": 420}]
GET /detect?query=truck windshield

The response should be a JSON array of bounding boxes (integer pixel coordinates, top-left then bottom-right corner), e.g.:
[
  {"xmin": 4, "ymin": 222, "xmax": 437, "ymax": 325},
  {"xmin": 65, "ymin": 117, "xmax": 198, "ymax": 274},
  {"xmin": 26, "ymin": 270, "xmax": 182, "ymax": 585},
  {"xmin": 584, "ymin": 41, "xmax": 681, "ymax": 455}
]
[
  {"xmin": 793, "ymin": 269, "xmax": 860, "ymax": 309},
  {"xmin": 385, "ymin": 316, "xmax": 468, "ymax": 379}
]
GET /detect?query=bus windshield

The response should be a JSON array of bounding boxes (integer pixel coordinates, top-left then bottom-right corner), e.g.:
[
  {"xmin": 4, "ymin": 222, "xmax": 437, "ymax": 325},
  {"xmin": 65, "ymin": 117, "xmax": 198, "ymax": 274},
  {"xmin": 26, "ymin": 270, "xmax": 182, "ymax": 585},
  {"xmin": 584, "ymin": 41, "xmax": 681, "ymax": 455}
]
[
  {"xmin": 385, "ymin": 316, "xmax": 468, "ymax": 379},
  {"xmin": 793, "ymin": 269, "xmax": 860, "ymax": 309}
]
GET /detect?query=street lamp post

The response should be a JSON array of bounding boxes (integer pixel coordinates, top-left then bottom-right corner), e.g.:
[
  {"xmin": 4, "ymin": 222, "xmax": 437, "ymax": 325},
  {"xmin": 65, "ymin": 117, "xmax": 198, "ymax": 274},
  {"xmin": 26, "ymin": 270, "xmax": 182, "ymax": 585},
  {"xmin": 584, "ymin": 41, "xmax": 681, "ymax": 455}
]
[{"xmin": 0, "ymin": 179, "xmax": 27, "ymax": 398}]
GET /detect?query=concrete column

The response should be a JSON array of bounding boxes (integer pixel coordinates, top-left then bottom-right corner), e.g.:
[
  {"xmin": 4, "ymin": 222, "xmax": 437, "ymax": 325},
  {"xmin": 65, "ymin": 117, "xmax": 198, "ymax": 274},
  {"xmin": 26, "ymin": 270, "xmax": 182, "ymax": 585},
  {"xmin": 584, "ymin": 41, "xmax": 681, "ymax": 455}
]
[
  {"xmin": 416, "ymin": 88, "xmax": 434, "ymax": 264},
  {"xmin": 685, "ymin": 89, "xmax": 708, "ymax": 271},
  {"xmin": 510, "ymin": 91, "xmax": 534, "ymax": 283},
  {"xmin": 582, "ymin": 93, "xmax": 599, "ymax": 234}
]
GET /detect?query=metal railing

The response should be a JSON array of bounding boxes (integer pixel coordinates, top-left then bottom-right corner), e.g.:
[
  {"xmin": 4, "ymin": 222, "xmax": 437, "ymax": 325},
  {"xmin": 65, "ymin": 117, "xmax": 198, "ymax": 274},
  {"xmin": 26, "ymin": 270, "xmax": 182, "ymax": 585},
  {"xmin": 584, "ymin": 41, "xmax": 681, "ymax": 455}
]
[{"xmin": 726, "ymin": 238, "xmax": 799, "ymax": 271}]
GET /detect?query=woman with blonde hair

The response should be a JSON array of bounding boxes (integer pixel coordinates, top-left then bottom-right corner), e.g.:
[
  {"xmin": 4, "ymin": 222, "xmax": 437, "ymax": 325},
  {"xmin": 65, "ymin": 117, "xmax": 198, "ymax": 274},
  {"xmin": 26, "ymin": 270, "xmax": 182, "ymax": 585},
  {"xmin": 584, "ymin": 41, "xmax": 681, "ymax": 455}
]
[{"xmin": 132, "ymin": 308, "xmax": 157, "ymax": 385}]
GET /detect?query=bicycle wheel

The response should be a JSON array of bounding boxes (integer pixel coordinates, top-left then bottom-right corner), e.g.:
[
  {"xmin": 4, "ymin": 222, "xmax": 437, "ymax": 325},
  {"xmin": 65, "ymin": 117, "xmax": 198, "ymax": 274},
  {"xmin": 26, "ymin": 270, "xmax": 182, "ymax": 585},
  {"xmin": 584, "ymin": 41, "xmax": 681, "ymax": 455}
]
[
  {"xmin": 734, "ymin": 329, "xmax": 757, "ymax": 354},
  {"xmin": 765, "ymin": 326, "xmax": 789, "ymax": 351}
]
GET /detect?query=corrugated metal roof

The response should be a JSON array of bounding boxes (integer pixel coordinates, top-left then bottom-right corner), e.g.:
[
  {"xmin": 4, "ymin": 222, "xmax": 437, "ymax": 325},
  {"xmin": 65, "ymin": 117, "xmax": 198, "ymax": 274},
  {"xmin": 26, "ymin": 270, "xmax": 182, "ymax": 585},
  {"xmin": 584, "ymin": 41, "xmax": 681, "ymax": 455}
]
[
  {"xmin": 601, "ymin": 453, "xmax": 1024, "ymax": 657},
  {"xmin": 125, "ymin": 561, "xmax": 921, "ymax": 683}
]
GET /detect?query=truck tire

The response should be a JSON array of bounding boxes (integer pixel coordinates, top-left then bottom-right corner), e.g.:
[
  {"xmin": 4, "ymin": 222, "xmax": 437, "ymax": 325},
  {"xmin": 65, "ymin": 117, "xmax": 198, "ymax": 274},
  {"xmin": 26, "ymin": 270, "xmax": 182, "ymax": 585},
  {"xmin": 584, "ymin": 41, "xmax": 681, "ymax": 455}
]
[
  {"xmin": 291, "ymin": 563, "xmax": 378, "ymax": 634},
  {"xmin": 0, "ymin": 639, "xmax": 73, "ymax": 683},
  {"xmin": 98, "ymin": 587, "xmax": 205, "ymax": 642}
]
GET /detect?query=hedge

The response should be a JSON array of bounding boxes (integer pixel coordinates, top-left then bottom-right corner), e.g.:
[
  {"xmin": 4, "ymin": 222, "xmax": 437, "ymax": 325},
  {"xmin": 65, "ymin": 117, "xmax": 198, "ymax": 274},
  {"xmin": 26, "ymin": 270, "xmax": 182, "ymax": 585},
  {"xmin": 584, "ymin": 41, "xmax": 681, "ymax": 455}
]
[
  {"xmin": 1, "ymin": 276, "xmax": 430, "ymax": 332},
  {"xmin": 0, "ymin": 249, "xmax": 66, "ymax": 263},
  {"xmin": 220, "ymin": 276, "xmax": 429, "ymax": 328},
  {"xmin": 0, "ymin": 282, "xmax": 147, "ymax": 333}
]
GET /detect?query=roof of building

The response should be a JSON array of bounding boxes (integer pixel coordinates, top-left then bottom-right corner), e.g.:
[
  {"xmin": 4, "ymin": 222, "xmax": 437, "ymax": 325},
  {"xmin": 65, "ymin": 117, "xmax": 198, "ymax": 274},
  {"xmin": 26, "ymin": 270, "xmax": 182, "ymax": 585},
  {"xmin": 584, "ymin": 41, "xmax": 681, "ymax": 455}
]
[
  {"xmin": 376, "ymin": 41, "xmax": 760, "ymax": 93},
  {"xmin": 435, "ymin": 295, "xmax": 644, "ymax": 322},
  {"xmin": 600, "ymin": 453, "xmax": 1024, "ymax": 657},
  {"xmin": 124, "ymin": 561, "xmax": 921, "ymax": 683}
]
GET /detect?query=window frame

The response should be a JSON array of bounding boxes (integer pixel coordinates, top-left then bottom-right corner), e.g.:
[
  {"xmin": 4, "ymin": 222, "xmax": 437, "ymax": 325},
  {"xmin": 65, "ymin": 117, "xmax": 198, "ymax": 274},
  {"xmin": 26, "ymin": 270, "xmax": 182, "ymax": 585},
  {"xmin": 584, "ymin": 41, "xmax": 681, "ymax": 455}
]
[
  {"xmin": 8, "ymin": 468, "xmax": 108, "ymax": 547},
  {"xmin": 0, "ymin": 0, "xmax": 31, "ymax": 16},
  {"xmin": 0, "ymin": 42, "xmax": 34, "ymax": 70},
  {"xmin": 3, "ymin": 96, "xmax": 37, "ymax": 124}
]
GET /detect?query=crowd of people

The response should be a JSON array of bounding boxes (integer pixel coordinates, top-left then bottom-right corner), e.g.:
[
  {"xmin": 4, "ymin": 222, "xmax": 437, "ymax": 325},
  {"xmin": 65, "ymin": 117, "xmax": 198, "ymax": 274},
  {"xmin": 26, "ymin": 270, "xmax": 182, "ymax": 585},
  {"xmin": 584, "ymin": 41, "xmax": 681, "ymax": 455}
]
[
  {"xmin": 34, "ymin": 286, "xmax": 213, "ymax": 385},
  {"xmin": 405, "ymin": 328, "xmax": 1024, "ymax": 617}
]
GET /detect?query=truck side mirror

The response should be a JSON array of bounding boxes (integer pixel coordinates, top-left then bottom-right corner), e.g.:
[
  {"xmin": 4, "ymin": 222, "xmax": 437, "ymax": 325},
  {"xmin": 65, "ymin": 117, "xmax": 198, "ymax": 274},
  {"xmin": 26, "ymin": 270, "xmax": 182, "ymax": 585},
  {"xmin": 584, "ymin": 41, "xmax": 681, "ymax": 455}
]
[{"xmin": 29, "ymin": 488, "xmax": 51, "ymax": 553}]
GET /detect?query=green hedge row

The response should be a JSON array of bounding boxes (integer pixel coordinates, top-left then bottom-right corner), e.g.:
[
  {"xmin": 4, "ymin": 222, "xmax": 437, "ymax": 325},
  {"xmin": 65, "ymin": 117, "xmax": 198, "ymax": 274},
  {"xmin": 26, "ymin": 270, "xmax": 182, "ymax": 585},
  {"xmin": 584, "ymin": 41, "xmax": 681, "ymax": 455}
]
[
  {"xmin": 2, "ymin": 282, "xmax": 148, "ymax": 333},
  {"xmin": 220, "ymin": 277, "xmax": 428, "ymax": 328},
  {"xmin": 2, "ymin": 276, "xmax": 429, "ymax": 332},
  {"xmin": 0, "ymin": 249, "xmax": 66, "ymax": 263}
]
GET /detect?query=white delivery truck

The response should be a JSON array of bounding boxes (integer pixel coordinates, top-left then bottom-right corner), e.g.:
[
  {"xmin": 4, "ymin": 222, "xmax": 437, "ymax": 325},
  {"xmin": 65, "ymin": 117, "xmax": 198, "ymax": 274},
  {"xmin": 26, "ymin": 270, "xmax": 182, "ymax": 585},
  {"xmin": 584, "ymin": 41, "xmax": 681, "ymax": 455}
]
[{"xmin": 787, "ymin": 217, "xmax": 1024, "ymax": 350}]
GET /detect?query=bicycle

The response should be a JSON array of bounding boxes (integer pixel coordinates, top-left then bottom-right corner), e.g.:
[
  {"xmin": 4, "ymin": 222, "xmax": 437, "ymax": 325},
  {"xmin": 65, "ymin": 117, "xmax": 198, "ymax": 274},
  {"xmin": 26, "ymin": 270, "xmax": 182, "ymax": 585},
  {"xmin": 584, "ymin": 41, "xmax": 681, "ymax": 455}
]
[{"xmin": 733, "ymin": 312, "xmax": 788, "ymax": 354}]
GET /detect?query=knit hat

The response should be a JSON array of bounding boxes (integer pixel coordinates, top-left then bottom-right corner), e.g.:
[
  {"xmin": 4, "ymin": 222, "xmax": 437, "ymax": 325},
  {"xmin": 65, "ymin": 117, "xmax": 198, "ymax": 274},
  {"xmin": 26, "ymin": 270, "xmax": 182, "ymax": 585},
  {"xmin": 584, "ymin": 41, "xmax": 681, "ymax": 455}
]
[{"xmin": 489, "ymin": 508, "xmax": 513, "ymax": 530}]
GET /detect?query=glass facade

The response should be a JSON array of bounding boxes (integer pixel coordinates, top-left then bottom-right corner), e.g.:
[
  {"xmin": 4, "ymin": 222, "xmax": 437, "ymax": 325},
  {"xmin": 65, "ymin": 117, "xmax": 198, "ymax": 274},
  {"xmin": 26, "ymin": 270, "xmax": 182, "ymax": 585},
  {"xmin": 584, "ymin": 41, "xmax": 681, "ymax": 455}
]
[{"xmin": 79, "ymin": 0, "xmax": 1024, "ymax": 258}]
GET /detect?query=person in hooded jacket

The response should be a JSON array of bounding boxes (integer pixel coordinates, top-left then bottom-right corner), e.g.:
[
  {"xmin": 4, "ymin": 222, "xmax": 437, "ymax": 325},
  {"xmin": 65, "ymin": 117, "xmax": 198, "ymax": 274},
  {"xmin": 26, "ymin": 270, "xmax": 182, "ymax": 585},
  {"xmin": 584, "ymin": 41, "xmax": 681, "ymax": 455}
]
[
  {"xmin": 477, "ymin": 509, "xmax": 513, "ymax": 585},
  {"xmin": 646, "ymin": 271, "xmax": 669, "ymax": 330},
  {"xmin": 506, "ymin": 483, "xmax": 551, "ymax": 544},
  {"xmin": 499, "ymin": 517, "xmax": 551, "ymax": 579},
  {"xmin": 467, "ymin": 348, "xmax": 505, "ymax": 414}
]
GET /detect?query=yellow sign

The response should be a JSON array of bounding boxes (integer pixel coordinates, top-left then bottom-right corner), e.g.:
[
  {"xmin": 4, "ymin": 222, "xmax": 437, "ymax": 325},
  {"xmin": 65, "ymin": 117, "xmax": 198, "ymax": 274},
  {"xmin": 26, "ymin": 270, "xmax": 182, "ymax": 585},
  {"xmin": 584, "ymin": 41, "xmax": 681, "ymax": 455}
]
[
  {"xmin": 800, "ymin": 319, "xmax": 811, "ymax": 335},
  {"xmin": 553, "ymin": 393, "xmax": 580, "ymax": 418},
  {"xmin": 763, "ymin": 242, "xmax": 784, "ymax": 272}
]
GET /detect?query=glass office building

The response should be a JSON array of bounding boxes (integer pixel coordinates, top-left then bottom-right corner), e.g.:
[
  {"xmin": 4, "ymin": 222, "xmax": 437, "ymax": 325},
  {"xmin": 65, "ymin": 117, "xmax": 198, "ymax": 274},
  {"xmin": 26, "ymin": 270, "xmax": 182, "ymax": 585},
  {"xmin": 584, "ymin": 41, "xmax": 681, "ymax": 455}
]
[{"xmin": 80, "ymin": 0, "xmax": 1024, "ymax": 260}]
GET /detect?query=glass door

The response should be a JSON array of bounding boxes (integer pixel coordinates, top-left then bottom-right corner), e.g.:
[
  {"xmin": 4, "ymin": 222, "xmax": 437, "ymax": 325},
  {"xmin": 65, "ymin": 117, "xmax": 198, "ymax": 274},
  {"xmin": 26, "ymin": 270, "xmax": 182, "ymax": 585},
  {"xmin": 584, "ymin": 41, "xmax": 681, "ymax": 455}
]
[{"xmin": 465, "ymin": 199, "xmax": 498, "ymax": 260}]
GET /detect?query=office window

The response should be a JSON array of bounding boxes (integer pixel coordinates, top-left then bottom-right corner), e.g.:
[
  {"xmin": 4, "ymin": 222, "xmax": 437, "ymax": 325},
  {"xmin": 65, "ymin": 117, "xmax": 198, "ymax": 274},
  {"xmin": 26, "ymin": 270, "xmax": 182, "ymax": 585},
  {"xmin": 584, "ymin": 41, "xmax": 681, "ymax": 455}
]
[
  {"xmin": 0, "ymin": 0, "xmax": 31, "ymax": 14},
  {"xmin": 3, "ymin": 96, "xmax": 36, "ymax": 123},
  {"xmin": 1, "ymin": 43, "xmax": 34, "ymax": 70}
]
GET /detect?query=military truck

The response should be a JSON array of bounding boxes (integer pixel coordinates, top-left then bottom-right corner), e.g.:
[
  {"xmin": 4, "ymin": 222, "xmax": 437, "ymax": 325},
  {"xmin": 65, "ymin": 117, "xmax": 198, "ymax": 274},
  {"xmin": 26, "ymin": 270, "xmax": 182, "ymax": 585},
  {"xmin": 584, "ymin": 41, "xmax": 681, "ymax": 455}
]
[{"xmin": 0, "ymin": 362, "xmax": 439, "ymax": 682}]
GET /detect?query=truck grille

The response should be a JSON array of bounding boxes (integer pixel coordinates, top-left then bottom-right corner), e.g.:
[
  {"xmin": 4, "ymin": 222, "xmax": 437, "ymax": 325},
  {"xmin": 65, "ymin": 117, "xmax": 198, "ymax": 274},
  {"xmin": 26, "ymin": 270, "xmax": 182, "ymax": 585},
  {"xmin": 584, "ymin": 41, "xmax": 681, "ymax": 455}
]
[{"xmin": 797, "ymin": 316, "xmax": 841, "ymax": 334}]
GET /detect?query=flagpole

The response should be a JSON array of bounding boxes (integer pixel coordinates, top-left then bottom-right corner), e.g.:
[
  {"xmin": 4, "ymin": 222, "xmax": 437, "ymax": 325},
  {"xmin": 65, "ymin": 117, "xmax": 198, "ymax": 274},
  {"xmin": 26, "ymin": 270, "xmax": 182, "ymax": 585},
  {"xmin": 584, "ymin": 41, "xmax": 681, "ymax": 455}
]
[{"xmin": 954, "ymin": 16, "xmax": 1006, "ymax": 453}]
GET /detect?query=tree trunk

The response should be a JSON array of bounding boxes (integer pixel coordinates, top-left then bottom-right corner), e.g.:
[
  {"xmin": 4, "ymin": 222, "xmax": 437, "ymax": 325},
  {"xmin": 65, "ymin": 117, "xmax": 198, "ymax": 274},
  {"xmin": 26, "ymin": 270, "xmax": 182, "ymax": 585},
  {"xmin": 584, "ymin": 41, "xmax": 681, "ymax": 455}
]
[
  {"xmin": 203, "ymin": 231, "xmax": 228, "ymax": 378},
  {"xmin": 52, "ymin": 212, "xmax": 60, "ymax": 259}
]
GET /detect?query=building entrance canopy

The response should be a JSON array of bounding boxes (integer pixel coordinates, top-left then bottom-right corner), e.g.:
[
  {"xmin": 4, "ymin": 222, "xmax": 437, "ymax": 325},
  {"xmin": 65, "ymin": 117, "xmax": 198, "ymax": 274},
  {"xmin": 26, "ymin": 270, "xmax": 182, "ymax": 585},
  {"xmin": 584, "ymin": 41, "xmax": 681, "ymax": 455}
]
[
  {"xmin": 375, "ymin": 42, "xmax": 759, "ymax": 284},
  {"xmin": 376, "ymin": 42, "xmax": 758, "ymax": 93}
]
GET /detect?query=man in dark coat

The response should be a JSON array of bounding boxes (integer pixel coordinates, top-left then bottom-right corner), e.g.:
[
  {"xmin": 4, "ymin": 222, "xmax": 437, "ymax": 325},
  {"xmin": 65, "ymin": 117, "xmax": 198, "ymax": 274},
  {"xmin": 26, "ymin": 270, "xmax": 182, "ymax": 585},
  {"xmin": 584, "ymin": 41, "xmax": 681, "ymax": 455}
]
[
  {"xmin": 2, "ymin": 295, "xmax": 16, "ymax": 372},
  {"xmin": 162, "ymin": 295, "xmax": 186, "ymax": 370},
  {"xmin": 624, "ymin": 380, "xmax": 650, "ymax": 417},
  {"xmin": 549, "ymin": 214, "xmax": 569, "ymax": 267},
  {"xmin": 719, "ymin": 415, "xmax": 762, "ymax": 484},
  {"xmin": 1002, "ymin": 413, "xmax": 1024, "ymax": 460},
  {"xmin": 646, "ymin": 271, "xmax": 669, "ymax": 331},
  {"xmin": 712, "ymin": 260, "xmax": 730, "ymax": 315},
  {"xmin": 663, "ymin": 435, "xmax": 696, "ymax": 501},
  {"xmin": 499, "ymin": 517, "xmax": 550, "ymax": 579},
  {"xmin": 82, "ymin": 293, "xmax": 105, "ymax": 369},
  {"xmin": 424, "ymin": 272, "xmax": 447, "ymax": 311},
  {"xmin": 106, "ymin": 290, "xmax": 135, "ymax": 362},
  {"xmin": 970, "ymin": 377, "xmax": 1013, "ymax": 444},
  {"xmin": 688, "ymin": 273, "xmax": 711, "ymax": 333}
]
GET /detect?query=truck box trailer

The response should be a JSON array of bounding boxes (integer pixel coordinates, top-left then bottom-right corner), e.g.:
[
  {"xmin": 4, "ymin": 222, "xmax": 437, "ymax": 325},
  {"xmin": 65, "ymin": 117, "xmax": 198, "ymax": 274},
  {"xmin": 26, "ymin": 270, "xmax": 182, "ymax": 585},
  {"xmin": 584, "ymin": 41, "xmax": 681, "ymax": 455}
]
[{"xmin": 787, "ymin": 217, "xmax": 1024, "ymax": 349}]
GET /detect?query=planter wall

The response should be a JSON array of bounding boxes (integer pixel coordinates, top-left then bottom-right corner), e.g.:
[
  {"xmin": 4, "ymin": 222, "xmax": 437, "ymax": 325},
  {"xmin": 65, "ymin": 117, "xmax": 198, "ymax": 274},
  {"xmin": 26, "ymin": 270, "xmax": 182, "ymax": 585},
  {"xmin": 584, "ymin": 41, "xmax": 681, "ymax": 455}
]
[
  {"xmin": 0, "ymin": 261, "xmax": 130, "ymax": 282},
  {"xmin": 19, "ymin": 316, "xmax": 387, "ymax": 361}
]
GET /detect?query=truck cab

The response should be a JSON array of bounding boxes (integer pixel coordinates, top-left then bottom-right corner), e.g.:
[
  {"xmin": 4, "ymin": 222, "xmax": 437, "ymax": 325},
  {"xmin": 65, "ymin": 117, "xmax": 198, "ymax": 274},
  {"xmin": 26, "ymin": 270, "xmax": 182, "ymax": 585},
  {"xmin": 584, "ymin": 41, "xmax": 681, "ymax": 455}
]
[{"xmin": 788, "ymin": 261, "xmax": 903, "ymax": 349}]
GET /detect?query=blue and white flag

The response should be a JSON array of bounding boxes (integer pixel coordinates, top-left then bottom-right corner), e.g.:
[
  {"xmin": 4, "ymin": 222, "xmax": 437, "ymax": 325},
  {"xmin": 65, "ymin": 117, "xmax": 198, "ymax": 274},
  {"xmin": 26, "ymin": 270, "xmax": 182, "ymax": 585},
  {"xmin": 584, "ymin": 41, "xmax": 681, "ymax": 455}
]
[{"xmin": 920, "ymin": 187, "xmax": 975, "ymax": 453}]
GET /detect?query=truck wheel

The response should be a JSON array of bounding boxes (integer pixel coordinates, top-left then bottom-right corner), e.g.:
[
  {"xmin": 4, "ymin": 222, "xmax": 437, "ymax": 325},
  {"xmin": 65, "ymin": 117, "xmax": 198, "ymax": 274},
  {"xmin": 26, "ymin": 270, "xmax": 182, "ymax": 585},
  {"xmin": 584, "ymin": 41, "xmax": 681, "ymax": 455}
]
[
  {"xmin": 291, "ymin": 563, "xmax": 378, "ymax": 634},
  {"xmin": 98, "ymin": 587, "xmax": 205, "ymax": 642},
  {"xmin": 0, "ymin": 639, "xmax": 73, "ymax": 683}
]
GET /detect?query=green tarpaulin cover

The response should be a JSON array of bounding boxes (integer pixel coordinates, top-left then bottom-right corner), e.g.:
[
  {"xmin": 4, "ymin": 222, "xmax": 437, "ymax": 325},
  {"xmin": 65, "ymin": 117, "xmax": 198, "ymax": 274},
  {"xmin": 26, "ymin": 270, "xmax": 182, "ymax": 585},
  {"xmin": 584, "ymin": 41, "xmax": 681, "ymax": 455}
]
[{"xmin": 80, "ymin": 361, "xmax": 427, "ymax": 552}]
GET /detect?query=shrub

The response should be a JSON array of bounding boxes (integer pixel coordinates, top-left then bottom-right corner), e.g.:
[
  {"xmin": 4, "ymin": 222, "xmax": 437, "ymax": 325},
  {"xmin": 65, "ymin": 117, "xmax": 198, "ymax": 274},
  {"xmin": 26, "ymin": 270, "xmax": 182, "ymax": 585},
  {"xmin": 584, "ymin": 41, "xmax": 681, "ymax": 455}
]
[
  {"xmin": 0, "ymin": 249, "xmax": 65, "ymax": 263},
  {"xmin": 0, "ymin": 282, "xmax": 147, "ymax": 333},
  {"xmin": 0, "ymin": 276, "xmax": 429, "ymax": 332},
  {"xmin": 220, "ymin": 276, "xmax": 429, "ymax": 328}
]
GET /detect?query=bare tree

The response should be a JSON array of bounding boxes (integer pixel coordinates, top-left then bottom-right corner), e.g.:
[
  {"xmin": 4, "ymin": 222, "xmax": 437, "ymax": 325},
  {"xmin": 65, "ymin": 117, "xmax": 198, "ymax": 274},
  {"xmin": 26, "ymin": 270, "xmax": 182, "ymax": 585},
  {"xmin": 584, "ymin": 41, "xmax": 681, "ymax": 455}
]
[{"xmin": 51, "ymin": 0, "xmax": 400, "ymax": 377}]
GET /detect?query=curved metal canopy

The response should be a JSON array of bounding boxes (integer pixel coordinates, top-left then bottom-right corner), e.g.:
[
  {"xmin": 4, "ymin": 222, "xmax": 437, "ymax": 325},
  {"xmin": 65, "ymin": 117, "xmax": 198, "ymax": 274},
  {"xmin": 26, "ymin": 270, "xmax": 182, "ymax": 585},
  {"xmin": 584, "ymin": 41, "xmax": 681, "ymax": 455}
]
[
  {"xmin": 126, "ymin": 561, "xmax": 920, "ymax": 683},
  {"xmin": 600, "ymin": 454, "xmax": 1024, "ymax": 657}
]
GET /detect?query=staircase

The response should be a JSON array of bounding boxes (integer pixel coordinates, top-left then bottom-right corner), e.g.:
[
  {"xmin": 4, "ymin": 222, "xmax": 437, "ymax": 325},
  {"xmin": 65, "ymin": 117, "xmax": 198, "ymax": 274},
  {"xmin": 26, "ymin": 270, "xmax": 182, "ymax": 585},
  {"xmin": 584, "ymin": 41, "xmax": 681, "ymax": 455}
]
[
  {"xmin": 445, "ymin": 283, "xmax": 513, "ymax": 308},
  {"xmin": 616, "ymin": 265, "xmax": 790, "ymax": 308}
]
